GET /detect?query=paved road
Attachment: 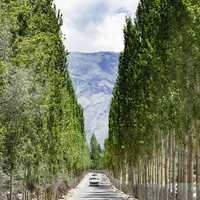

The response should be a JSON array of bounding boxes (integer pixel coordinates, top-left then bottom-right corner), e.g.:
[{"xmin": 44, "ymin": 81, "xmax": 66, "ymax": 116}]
[{"xmin": 65, "ymin": 173, "xmax": 132, "ymax": 200}]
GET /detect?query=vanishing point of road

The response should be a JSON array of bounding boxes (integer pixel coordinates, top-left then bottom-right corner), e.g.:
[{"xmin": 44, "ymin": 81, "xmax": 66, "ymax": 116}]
[{"xmin": 65, "ymin": 173, "xmax": 134, "ymax": 200}]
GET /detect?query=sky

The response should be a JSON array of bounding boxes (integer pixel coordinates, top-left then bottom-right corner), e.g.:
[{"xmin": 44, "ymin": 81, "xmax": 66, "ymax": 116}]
[{"xmin": 54, "ymin": 0, "xmax": 139, "ymax": 52}]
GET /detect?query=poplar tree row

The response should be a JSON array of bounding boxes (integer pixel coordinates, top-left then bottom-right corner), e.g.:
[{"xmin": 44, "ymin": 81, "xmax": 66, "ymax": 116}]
[
  {"xmin": 104, "ymin": 1, "xmax": 200, "ymax": 200},
  {"xmin": 90, "ymin": 134, "xmax": 102, "ymax": 169},
  {"xmin": 0, "ymin": 1, "xmax": 90, "ymax": 199}
]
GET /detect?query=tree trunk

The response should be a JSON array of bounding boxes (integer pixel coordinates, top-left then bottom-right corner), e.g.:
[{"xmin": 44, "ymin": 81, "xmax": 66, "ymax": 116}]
[
  {"xmin": 187, "ymin": 129, "xmax": 193, "ymax": 200},
  {"xmin": 196, "ymin": 119, "xmax": 200, "ymax": 200},
  {"xmin": 9, "ymin": 170, "xmax": 13, "ymax": 200},
  {"xmin": 151, "ymin": 160, "xmax": 154, "ymax": 200},
  {"xmin": 122, "ymin": 165, "xmax": 126, "ymax": 190},
  {"xmin": 160, "ymin": 139, "xmax": 164, "ymax": 200},
  {"xmin": 120, "ymin": 168, "xmax": 123, "ymax": 191},
  {"xmin": 172, "ymin": 134, "xmax": 176, "ymax": 200},
  {"xmin": 168, "ymin": 135, "xmax": 172, "ymax": 200},
  {"xmin": 156, "ymin": 154, "xmax": 159, "ymax": 200},
  {"xmin": 177, "ymin": 137, "xmax": 187, "ymax": 200},
  {"xmin": 128, "ymin": 162, "xmax": 134, "ymax": 196},
  {"xmin": 196, "ymin": 137, "xmax": 200, "ymax": 200},
  {"xmin": 164, "ymin": 137, "xmax": 168, "ymax": 200},
  {"xmin": 183, "ymin": 134, "xmax": 188, "ymax": 200},
  {"xmin": 137, "ymin": 161, "xmax": 142, "ymax": 200},
  {"xmin": 144, "ymin": 160, "xmax": 148, "ymax": 200},
  {"xmin": 177, "ymin": 142, "xmax": 182, "ymax": 200}
]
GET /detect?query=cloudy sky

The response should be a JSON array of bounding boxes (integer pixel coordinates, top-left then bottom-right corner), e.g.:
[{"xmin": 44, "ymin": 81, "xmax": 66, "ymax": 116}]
[{"xmin": 54, "ymin": 0, "xmax": 139, "ymax": 52}]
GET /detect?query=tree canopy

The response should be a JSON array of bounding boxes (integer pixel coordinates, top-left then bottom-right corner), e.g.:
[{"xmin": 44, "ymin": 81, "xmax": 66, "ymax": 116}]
[
  {"xmin": 104, "ymin": 1, "xmax": 200, "ymax": 200},
  {"xmin": 90, "ymin": 134, "xmax": 102, "ymax": 169},
  {"xmin": 0, "ymin": 1, "xmax": 90, "ymax": 199}
]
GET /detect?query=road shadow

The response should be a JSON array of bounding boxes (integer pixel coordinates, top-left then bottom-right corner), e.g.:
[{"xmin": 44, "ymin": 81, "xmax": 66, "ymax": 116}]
[{"xmin": 81, "ymin": 184, "xmax": 125, "ymax": 200}]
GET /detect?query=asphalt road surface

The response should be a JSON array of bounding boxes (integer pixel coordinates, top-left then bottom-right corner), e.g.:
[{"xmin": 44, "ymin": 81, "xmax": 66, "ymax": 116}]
[{"xmin": 65, "ymin": 173, "xmax": 132, "ymax": 200}]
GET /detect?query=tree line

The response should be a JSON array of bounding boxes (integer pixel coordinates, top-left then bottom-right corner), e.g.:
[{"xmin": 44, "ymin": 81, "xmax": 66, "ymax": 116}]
[
  {"xmin": 0, "ymin": 0, "xmax": 90, "ymax": 200},
  {"xmin": 90, "ymin": 134, "xmax": 102, "ymax": 170},
  {"xmin": 104, "ymin": 0, "xmax": 200, "ymax": 200}
]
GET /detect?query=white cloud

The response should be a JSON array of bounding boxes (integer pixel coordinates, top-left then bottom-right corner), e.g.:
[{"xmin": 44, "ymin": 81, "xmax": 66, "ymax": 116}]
[{"xmin": 54, "ymin": 0, "xmax": 139, "ymax": 52}]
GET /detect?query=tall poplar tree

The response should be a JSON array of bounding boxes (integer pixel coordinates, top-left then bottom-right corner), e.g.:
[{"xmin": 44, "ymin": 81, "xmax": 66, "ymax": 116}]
[
  {"xmin": 0, "ymin": 1, "xmax": 90, "ymax": 199},
  {"xmin": 104, "ymin": 1, "xmax": 200, "ymax": 200}
]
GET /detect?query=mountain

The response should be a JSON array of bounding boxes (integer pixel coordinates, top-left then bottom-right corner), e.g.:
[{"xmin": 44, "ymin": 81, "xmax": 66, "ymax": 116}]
[{"xmin": 68, "ymin": 52, "xmax": 119, "ymax": 146}]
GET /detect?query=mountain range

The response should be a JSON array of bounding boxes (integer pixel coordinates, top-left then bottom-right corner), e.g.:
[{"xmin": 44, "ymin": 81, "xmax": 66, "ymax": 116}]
[{"xmin": 68, "ymin": 52, "xmax": 119, "ymax": 146}]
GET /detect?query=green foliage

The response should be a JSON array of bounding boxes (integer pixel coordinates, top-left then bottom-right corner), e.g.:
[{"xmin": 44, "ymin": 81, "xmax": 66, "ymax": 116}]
[
  {"xmin": 104, "ymin": 1, "xmax": 200, "ymax": 194},
  {"xmin": 90, "ymin": 134, "xmax": 102, "ymax": 169},
  {"xmin": 0, "ymin": 0, "xmax": 90, "ymax": 197}
]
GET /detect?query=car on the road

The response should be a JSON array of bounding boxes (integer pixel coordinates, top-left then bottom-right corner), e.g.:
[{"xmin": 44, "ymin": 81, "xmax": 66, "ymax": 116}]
[
  {"xmin": 91, "ymin": 173, "xmax": 97, "ymax": 177},
  {"xmin": 89, "ymin": 176, "xmax": 100, "ymax": 186}
]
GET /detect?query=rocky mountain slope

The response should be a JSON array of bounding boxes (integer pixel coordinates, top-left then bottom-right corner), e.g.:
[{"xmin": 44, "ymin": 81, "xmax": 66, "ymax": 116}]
[{"xmin": 68, "ymin": 52, "xmax": 119, "ymax": 146}]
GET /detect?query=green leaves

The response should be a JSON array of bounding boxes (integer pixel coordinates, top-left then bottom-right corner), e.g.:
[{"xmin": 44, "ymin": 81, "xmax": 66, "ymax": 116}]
[
  {"xmin": 90, "ymin": 134, "xmax": 102, "ymax": 169},
  {"xmin": 0, "ymin": 0, "xmax": 90, "ymax": 196},
  {"xmin": 105, "ymin": 2, "xmax": 200, "ymax": 193}
]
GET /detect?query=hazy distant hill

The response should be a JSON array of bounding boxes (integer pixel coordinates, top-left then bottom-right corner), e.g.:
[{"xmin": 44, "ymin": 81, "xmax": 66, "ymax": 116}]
[{"xmin": 68, "ymin": 52, "xmax": 119, "ymax": 146}]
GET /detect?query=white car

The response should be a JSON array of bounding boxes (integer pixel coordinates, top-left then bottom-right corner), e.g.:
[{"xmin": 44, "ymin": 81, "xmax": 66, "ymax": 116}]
[{"xmin": 89, "ymin": 176, "xmax": 100, "ymax": 186}]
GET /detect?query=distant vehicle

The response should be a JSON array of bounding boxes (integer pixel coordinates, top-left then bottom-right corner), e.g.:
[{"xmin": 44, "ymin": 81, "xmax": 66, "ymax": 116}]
[
  {"xmin": 89, "ymin": 176, "xmax": 100, "ymax": 186},
  {"xmin": 91, "ymin": 173, "xmax": 97, "ymax": 177}
]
